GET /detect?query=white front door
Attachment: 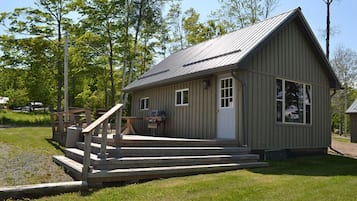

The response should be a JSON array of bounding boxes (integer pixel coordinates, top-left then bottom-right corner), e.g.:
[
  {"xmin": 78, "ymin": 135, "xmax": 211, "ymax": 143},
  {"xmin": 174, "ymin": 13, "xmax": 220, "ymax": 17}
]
[{"xmin": 217, "ymin": 76, "xmax": 236, "ymax": 139}]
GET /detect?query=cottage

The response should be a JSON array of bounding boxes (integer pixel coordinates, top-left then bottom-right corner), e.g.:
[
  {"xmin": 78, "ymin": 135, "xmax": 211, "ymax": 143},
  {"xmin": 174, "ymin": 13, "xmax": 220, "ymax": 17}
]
[
  {"xmin": 346, "ymin": 99, "xmax": 357, "ymax": 143},
  {"xmin": 124, "ymin": 7, "xmax": 341, "ymax": 154}
]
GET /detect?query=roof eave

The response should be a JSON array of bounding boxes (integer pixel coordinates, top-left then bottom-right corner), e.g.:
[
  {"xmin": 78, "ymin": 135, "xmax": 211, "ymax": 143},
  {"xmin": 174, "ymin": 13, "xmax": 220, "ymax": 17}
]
[{"xmin": 124, "ymin": 64, "xmax": 239, "ymax": 92}]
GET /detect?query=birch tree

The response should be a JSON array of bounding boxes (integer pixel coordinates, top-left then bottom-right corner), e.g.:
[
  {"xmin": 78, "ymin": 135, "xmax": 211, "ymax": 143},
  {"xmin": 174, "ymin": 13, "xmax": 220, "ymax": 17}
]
[
  {"xmin": 210, "ymin": 0, "xmax": 279, "ymax": 32},
  {"xmin": 331, "ymin": 46, "xmax": 357, "ymax": 134}
]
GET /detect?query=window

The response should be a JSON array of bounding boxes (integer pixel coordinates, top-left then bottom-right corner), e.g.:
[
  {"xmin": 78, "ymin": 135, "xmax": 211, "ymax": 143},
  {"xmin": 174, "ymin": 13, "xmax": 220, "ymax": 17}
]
[
  {"xmin": 140, "ymin": 97, "xmax": 149, "ymax": 110},
  {"xmin": 175, "ymin": 89, "xmax": 189, "ymax": 106},
  {"xmin": 219, "ymin": 77, "xmax": 234, "ymax": 108},
  {"xmin": 276, "ymin": 79, "xmax": 311, "ymax": 124}
]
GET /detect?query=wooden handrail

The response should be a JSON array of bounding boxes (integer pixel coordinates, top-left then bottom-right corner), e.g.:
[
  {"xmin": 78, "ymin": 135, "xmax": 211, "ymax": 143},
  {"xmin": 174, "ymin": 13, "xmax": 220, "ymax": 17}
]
[
  {"xmin": 82, "ymin": 104, "xmax": 123, "ymax": 133},
  {"xmin": 82, "ymin": 103, "xmax": 123, "ymax": 182}
]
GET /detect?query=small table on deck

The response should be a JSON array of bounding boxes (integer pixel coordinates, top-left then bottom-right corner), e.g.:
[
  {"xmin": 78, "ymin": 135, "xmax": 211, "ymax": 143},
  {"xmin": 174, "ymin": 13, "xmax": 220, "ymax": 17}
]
[{"xmin": 122, "ymin": 116, "xmax": 143, "ymax": 134}]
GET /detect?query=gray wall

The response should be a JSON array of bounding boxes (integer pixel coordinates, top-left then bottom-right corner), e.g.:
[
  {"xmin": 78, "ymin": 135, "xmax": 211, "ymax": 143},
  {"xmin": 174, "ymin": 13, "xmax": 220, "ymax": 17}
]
[
  {"xmin": 239, "ymin": 20, "xmax": 331, "ymax": 150},
  {"xmin": 130, "ymin": 78, "xmax": 217, "ymax": 139},
  {"xmin": 350, "ymin": 115, "xmax": 357, "ymax": 143}
]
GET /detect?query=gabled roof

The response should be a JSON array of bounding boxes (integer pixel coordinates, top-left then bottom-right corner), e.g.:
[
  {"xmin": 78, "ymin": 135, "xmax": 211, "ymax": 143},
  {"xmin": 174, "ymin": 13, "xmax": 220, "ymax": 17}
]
[
  {"xmin": 346, "ymin": 99, "xmax": 357, "ymax": 114},
  {"xmin": 124, "ymin": 7, "xmax": 341, "ymax": 91}
]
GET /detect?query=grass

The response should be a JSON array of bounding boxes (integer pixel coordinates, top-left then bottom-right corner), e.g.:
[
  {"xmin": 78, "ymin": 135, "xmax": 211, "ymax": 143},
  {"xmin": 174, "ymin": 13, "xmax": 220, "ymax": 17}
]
[
  {"xmin": 1, "ymin": 127, "xmax": 356, "ymax": 200},
  {"xmin": 0, "ymin": 127, "xmax": 72, "ymax": 186},
  {"xmin": 35, "ymin": 155, "xmax": 357, "ymax": 201},
  {"xmin": 0, "ymin": 110, "xmax": 50, "ymax": 126},
  {"xmin": 332, "ymin": 134, "xmax": 351, "ymax": 143}
]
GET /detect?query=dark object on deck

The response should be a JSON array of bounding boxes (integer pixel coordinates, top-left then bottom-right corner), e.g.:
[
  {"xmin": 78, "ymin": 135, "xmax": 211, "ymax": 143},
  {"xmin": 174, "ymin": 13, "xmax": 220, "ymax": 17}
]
[
  {"xmin": 145, "ymin": 110, "xmax": 166, "ymax": 136},
  {"xmin": 51, "ymin": 108, "xmax": 91, "ymax": 146}
]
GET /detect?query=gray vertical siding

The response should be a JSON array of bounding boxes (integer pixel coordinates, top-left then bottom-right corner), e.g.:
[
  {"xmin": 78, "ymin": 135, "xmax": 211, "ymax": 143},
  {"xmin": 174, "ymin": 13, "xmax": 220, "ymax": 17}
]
[
  {"xmin": 130, "ymin": 78, "xmax": 217, "ymax": 139},
  {"xmin": 240, "ymin": 20, "xmax": 331, "ymax": 150},
  {"xmin": 351, "ymin": 115, "xmax": 357, "ymax": 143},
  {"xmin": 129, "ymin": 19, "xmax": 333, "ymax": 150}
]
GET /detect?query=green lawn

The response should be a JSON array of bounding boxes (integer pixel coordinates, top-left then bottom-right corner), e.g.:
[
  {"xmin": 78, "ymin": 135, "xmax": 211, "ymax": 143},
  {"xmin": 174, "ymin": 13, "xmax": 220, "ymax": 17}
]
[
  {"xmin": 0, "ymin": 110, "xmax": 50, "ymax": 126},
  {"xmin": 1, "ymin": 127, "xmax": 356, "ymax": 200},
  {"xmin": 332, "ymin": 134, "xmax": 351, "ymax": 143},
  {"xmin": 0, "ymin": 127, "xmax": 72, "ymax": 186},
  {"xmin": 36, "ymin": 155, "xmax": 357, "ymax": 201}
]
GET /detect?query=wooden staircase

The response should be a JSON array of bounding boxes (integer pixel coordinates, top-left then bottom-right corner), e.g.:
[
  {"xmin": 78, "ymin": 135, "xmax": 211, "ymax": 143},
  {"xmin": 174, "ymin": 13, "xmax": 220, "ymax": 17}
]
[
  {"xmin": 53, "ymin": 135, "xmax": 267, "ymax": 184},
  {"xmin": 53, "ymin": 104, "xmax": 267, "ymax": 185}
]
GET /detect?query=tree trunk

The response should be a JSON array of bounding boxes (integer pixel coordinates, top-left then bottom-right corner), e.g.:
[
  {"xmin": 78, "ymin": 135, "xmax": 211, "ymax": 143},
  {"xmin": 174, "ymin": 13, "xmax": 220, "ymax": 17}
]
[
  {"xmin": 120, "ymin": 0, "xmax": 131, "ymax": 104},
  {"xmin": 57, "ymin": 19, "xmax": 62, "ymax": 112},
  {"xmin": 124, "ymin": 0, "xmax": 144, "ymax": 105},
  {"xmin": 107, "ymin": 25, "xmax": 115, "ymax": 107},
  {"xmin": 344, "ymin": 87, "xmax": 348, "ymax": 134},
  {"xmin": 325, "ymin": 0, "xmax": 333, "ymax": 60}
]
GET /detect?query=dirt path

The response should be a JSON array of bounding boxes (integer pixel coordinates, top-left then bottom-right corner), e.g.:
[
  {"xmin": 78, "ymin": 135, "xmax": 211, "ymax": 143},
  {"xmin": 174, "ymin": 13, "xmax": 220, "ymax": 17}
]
[{"xmin": 330, "ymin": 139, "xmax": 357, "ymax": 159}]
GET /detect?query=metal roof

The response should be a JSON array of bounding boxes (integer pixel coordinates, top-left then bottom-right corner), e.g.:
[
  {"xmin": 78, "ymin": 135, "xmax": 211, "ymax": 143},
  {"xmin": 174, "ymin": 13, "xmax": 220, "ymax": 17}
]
[
  {"xmin": 346, "ymin": 99, "xmax": 357, "ymax": 114},
  {"xmin": 124, "ymin": 7, "xmax": 340, "ymax": 91}
]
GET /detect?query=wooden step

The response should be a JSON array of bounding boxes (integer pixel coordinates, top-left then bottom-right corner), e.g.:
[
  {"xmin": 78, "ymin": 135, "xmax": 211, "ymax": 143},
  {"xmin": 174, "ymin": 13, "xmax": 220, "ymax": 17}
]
[
  {"xmin": 76, "ymin": 142, "xmax": 249, "ymax": 157},
  {"xmin": 116, "ymin": 146, "xmax": 250, "ymax": 157},
  {"xmin": 94, "ymin": 154, "xmax": 260, "ymax": 170},
  {"xmin": 64, "ymin": 148, "xmax": 99, "ymax": 164},
  {"xmin": 63, "ymin": 148, "xmax": 260, "ymax": 170},
  {"xmin": 87, "ymin": 162, "xmax": 268, "ymax": 183},
  {"xmin": 53, "ymin": 155, "xmax": 83, "ymax": 180},
  {"xmin": 92, "ymin": 135, "xmax": 239, "ymax": 147},
  {"xmin": 76, "ymin": 142, "xmax": 120, "ymax": 157}
]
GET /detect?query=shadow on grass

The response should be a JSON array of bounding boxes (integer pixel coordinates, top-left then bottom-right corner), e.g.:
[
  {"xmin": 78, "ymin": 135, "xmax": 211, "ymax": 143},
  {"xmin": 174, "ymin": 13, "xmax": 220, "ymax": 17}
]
[
  {"xmin": 46, "ymin": 138, "xmax": 65, "ymax": 154},
  {"xmin": 251, "ymin": 155, "xmax": 357, "ymax": 177}
]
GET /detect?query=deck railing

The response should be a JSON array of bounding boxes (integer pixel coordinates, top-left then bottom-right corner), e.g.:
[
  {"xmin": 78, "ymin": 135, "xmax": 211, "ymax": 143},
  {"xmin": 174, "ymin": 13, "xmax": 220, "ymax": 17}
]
[
  {"xmin": 51, "ymin": 108, "xmax": 92, "ymax": 145},
  {"xmin": 81, "ymin": 103, "xmax": 123, "ymax": 181}
]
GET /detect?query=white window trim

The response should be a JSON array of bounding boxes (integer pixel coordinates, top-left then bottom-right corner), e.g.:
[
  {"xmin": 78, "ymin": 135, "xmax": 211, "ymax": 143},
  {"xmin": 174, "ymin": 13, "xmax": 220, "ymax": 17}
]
[
  {"xmin": 140, "ymin": 97, "xmax": 149, "ymax": 111},
  {"xmin": 175, "ymin": 88, "xmax": 189, "ymax": 106},
  {"xmin": 276, "ymin": 78, "xmax": 312, "ymax": 125},
  {"xmin": 219, "ymin": 77, "xmax": 234, "ymax": 109}
]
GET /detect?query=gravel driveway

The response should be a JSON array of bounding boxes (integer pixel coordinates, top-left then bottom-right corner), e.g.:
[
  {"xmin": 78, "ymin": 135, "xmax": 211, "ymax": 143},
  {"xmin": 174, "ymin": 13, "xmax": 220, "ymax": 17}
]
[{"xmin": 330, "ymin": 139, "xmax": 357, "ymax": 159}]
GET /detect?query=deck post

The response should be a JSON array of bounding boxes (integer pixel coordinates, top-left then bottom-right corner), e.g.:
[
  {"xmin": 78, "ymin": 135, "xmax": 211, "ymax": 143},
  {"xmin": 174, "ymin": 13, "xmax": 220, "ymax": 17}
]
[
  {"xmin": 57, "ymin": 114, "xmax": 65, "ymax": 145},
  {"xmin": 50, "ymin": 113, "xmax": 56, "ymax": 138},
  {"xmin": 114, "ymin": 109, "xmax": 122, "ymax": 144},
  {"xmin": 99, "ymin": 119, "xmax": 108, "ymax": 159},
  {"xmin": 85, "ymin": 110, "xmax": 92, "ymax": 126},
  {"xmin": 82, "ymin": 131, "xmax": 92, "ymax": 182}
]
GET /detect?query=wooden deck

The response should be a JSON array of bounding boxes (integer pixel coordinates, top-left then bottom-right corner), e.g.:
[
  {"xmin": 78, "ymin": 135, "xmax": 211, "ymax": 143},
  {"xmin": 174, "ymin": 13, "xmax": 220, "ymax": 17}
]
[
  {"xmin": 53, "ymin": 134, "xmax": 267, "ymax": 184},
  {"xmin": 53, "ymin": 104, "xmax": 267, "ymax": 185}
]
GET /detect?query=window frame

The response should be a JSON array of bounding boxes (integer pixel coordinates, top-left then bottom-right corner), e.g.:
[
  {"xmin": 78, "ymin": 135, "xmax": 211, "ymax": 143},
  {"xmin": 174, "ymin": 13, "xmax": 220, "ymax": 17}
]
[
  {"xmin": 219, "ymin": 77, "xmax": 234, "ymax": 109},
  {"xmin": 175, "ymin": 88, "xmax": 189, "ymax": 106},
  {"xmin": 139, "ymin": 97, "xmax": 149, "ymax": 111},
  {"xmin": 276, "ymin": 78, "xmax": 312, "ymax": 125}
]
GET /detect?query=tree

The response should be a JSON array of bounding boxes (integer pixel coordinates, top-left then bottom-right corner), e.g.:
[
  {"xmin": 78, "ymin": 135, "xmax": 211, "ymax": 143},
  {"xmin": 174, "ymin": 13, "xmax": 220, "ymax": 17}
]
[
  {"xmin": 0, "ymin": 36, "xmax": 57, "ymax": 108},
  {"xmin": 0, "ymin": 0, "xmax": 72, "ymax": 111},
  {"xmin": 121, "ymin": 0, "xmax": 168, "ymax": 106},
  {"xmin": 210, "ymin": 0, "xmax": 279, "ymax": 32},
  {"xmin": 166, "ymin": 3, "xmax": 185, "ymax": 53},
  {"xmin": 182, "ymin": 8, "xmax": 226, "ymax": 46},
  {"xmin": 331, "ymin": 46, "xmax": 357, "ymax": 135},
  {"xmin": 71, "ymin": 0, "xmax": 125, "ymax": 108},
  {"xmin": 0, "ymin": 0, "xmax": 178, "ymax": 112}
]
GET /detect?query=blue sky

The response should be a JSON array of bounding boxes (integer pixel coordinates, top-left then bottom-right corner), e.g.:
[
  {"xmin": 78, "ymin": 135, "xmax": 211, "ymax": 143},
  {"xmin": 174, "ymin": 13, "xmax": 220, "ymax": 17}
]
[{"xmin": 0, "ymin": 0, "xmax": 356, "ymax": 56}]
